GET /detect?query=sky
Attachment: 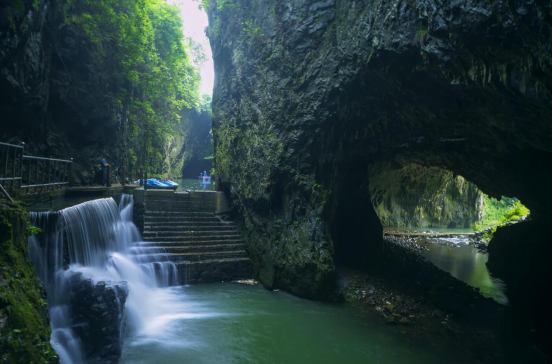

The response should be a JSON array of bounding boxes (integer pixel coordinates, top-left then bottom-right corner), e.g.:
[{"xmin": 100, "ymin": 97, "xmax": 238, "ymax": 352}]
[{"xmin": 167, "ymin": 0, "xmax": 214, "ymax": 96}]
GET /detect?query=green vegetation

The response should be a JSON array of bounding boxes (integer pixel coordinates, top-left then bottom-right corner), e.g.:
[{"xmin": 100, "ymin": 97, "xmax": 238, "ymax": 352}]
[
  {"xmin": 65, "ymin": 0, "xmax": 201, "ymax": 176},
  {"xmin": 27, "ymin": 225, "xmax": 43, "ymax": 236},
  {"xmin": 415, "ymin": 23, "xmax": 429, "ymax": 45},
  {"xmin": 0, "ymin": 204, "xmax": 58, "ymax": 363},
  {"xmin": 370, "ymin": 163, "xmax": 482, "ymax": 228},
  {"xmin": 475, "ymin": 196, "xmax": 530, "ymax": 231},
  {"xmin": 242, "ymin": 20, "xmax": 262, "ymax": 38},
  {"xmin": 197, "ymin": 0, "xmax": 234, "ymax": 11}
]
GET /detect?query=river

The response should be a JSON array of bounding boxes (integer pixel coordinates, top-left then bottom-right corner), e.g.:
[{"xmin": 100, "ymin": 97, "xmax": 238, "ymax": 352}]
[
  {"xmin": 119, "ymin": 282, "xmax": 471, "ymax": 364},
  {"xmin": 28, "ymin": 197, "xmax": 503, "ymax": 363},
  {"xmin": 173, "ymin": 177, "xmax": 215, "ymax": 191},
  {"xmin": 420, "ymin": 243, "xmax": 509, "ymax": 306}
]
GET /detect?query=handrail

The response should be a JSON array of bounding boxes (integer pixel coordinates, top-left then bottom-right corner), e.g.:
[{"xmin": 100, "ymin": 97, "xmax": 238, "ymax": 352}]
[
  {"xmin": 0, "ymin": 141, "xmax": 73, "ymax": 195},
  {"xmin": 23, "ymin": 155, "xmax": 72, "ymax": 163},
  {"xmin": 0, "ymin": 142, "xmax": 23, "ymax": 149},
  {"xmin": 0, "ymin": 184, "xmax": 14, "ymax": 203}
]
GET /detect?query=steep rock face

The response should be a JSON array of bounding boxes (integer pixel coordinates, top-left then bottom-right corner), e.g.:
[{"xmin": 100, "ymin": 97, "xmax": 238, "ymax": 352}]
[
  {"xmin": 0, "ymin": 0, "xmax": 55, "ymax": 142},
  {"xmin": 167, "ymin": 109, "xmax": 213, "ymax": 179},
  {"xmin": 207, "ymin": 0, "xmax": 552, "ymax": 306},
  {"xmin": 370, "ymin": 162, "xmax": 483, "ymax": 228},
  {"xmin": 486, "ymin": 221, "xmax": 552, "ymax": 357},
  {"xmin": 0, "ymin": 203, "xmax": 58, "ymax": 364},
  {"xmin": 0, "ymin": 0, "xmax": 128, "ymax": 182},
  {"xmin": 0, "ymin": 0, "xmax": 202, "ymax": 183}
]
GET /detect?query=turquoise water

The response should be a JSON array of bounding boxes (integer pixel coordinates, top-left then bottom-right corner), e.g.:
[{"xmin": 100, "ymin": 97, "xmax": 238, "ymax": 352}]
[
  {"xmin": 420, "ymin": 243, "xmax": 509, "ymax": 305},
  {"xmin": 120, "ymin": 282, "xmax": 473, "ymax": 364},
  {"xmin": 173, "ymin": 177, "xmax": 214, "ymax": 192},
  {"xmin": 385, "ymin": 226, "xmax": 475, "ymax": 234}
]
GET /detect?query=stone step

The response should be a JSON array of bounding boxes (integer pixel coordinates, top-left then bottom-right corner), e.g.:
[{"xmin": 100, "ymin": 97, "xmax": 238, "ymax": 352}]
[
  {"xmin": 132, "ymin": 250, "xmax": 248, "ymax": 263},
  {"xmin": 144, "ymin": 221, "xmax": 235, "ymax": 227},
  {"xmin": 143, "ymin": 234, "xmax": 242, "ymax": 242},
  {"xmin": 175, "ymin": 258, "xmax": 253, "ymax": 285},
  {"xmin": 145, "ymin": 195, "xmax": 190, "ymax": 200},
  {"xmin": 145, "ymin": 202, "xmax": 205, "ymax": 208},
  {"xmin": 144, "ymin": 225, "xmax": 238, "ymax": 233},
  {"xmin": 143, "ymin": 229, "xmax": 238, "ymax": 237},
  {"xmin": 144, "ymin": 216, "xmax": 221, "ymax": 223},
  {"xmin": 145, "ymin": 207, "xmax": 211, "ymax": 213},
  {"xmin": 145, "ymin": 198, "xmax": 202, "ymax": 203},
  {"xmin": 136, "ymin": 239, "xmax": 243, "ymax": 247},
  {"xmin": 130, "ymin": 244, "xmax": 246, "ymax": 255},
  {"xmin": 144, "ymin": 211, "xmax": 214, "ymax": 217}
]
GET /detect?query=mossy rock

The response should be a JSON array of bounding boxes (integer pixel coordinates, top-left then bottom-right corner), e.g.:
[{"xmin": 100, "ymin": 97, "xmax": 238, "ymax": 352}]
[{"xmin": 0, "ymin": 202, "xmax": 58, "ymax": 364}]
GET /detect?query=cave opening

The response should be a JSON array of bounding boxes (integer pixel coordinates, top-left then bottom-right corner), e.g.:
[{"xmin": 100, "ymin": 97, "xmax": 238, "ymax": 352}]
[{"xmin": 325, "ymin": 155, "xmax": 550, "ymax": 359}]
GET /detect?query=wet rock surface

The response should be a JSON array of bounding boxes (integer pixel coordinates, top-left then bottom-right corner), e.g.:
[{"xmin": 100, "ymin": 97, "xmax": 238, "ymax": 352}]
[
  {"xmin": 67, "ymin": 273, "xmax": 128, "ymax": 364},
  {"xmin": 207, "ymin": 0, "xmax": 552, "ymax": 302},
  {"xmin": 383, "ymin": 234, "xmax": 430, "ymax": 253},
  {"xmin": 370, "ymin": 163, "xmax": 483, "ymax": 229},
  {"xmin": 0, "ymin": 203, "xmax": 58, "ymax": 363}
]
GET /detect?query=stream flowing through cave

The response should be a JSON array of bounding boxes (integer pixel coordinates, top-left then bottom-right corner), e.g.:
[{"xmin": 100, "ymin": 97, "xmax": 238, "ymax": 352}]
[
  {"xmin": 420, "ymin": 243, "xmax": 509, "ymax": 306},
  {"xmin": 26, "ymin": 196, "xmax": 483, "ymax": 364},
  {"xmin": 119, "ymin": 282, "xmax": 471, "ymax": 364},
  {"xmin": 385, "ymin": 227, "xmax": 509, "ymax": 305}
]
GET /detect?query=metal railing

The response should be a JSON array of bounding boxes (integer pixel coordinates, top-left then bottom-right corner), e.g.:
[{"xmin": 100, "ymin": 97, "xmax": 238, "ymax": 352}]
[
  {"xmin": 0, "ymin": 142, "xmax": 73, "ymax": 198},
  {"xmin": 21, "ymin": 155, "xmax": 73, "ymax": 193},
  {"xmin": 0, "ymin": 142, "xmax": 24, "ymax": 190}
]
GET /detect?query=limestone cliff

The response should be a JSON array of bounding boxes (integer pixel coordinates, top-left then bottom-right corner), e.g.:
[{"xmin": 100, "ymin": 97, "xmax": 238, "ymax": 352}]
[
  {"xmin": 166, "ymin": 109, "xmax": 214, "ymax": 179},
  {"xmin": 370, "ymin": 162, "xmax": 483, "ymax": 229},
  {"xmin": 206, "ymin": 0, "xmax": 552, "ymax": 307}
]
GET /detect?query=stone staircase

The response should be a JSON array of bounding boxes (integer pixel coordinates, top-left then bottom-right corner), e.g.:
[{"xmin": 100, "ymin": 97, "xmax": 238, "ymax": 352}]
[{"xmin": 132, "ymin": 190, "xmax": 252, "ymax": 285}]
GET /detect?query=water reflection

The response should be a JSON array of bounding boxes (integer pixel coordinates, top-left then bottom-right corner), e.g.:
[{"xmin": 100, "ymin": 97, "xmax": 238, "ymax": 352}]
[
  {"xmin": 420, "ymin": 243, "xmax": 509, "ymax": 305},
  {"xmin": 120, "ymin": 283, "xmax": 473, "ymax": 364},
  {"xmin": 173, "ymin": 177, "xmax": 214, "ymax": 192}
]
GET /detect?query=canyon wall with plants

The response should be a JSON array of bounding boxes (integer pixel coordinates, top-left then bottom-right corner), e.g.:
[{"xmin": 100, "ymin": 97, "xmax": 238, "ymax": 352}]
[{"xmin": 0, "ymin": 0, "xmax": 204, "ymax": 183}]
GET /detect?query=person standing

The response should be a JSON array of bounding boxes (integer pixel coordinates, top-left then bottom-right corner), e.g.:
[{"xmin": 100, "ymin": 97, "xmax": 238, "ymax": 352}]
[{"xmin": 101, "ymin": 158, "xmax": 109, "ymax": 186}]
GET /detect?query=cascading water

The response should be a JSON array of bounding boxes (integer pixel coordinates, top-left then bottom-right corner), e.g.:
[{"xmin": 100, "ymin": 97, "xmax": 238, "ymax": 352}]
[{"xmin": 29, "ymin": 195, "xmax": 179, "ymax": 364}]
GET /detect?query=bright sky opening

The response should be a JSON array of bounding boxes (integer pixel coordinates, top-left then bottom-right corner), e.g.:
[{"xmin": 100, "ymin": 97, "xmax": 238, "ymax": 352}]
[{"xmin": 168, "ymin": 0, "xmax": 214, "ymax": 96}]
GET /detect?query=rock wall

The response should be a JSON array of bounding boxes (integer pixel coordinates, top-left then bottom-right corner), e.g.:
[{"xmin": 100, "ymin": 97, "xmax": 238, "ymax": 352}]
[
  {"xmin": 206, "ymin": 0, "xmax": 552, "ymax": 314},
  {"xmin": 370, "ymin": 162, "xmax": 483, "ymax": 228},
  {"xmin": 68, "ymin": 275, "xmax": 128, "ymax": 364},
  {"xmin": 0, "ymin": 202, "xmax": 58, "ymax": 364},
  {"xmin": 486, "ymin": 221, "xmax": 552, "ymax": 357},
  {"xmin": 0, "ymin": 0, "xmax": 203, "ymax": 183},
  {"xmin": 167, "ymin": 109, "xmax": 214, "ymax": 179}
]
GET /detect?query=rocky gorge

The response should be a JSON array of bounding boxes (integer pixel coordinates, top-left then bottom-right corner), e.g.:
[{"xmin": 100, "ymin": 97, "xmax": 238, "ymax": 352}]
[
  {"xmin": 0, "ymin": 0, "xmax": 210, "ymax": 184},
  {"xmin": 0, "ymin": 0, "xmax": 551, "ymax": 362},
  {"xmin": 206, "ymin": 0, "xmax": 552, "ymax": 357}
]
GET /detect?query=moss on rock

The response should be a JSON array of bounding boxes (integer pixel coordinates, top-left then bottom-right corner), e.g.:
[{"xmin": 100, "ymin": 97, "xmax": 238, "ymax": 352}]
[
  {"xmin": 0, "ymin": 202, "xmax": 58, "ymax": 364},
  {"xmin": 206, "ymin": 0, "xmax": 552, "ymax": 303},
  {"xmin": 369, "ymin": 162, "xmax": 483, "ymax": 229}
]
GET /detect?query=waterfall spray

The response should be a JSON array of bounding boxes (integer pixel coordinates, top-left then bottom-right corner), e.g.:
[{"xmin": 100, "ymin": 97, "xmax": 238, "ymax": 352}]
[{"xmin": 29, "ymin": 195, "xmax": 179, "ymax": 364}]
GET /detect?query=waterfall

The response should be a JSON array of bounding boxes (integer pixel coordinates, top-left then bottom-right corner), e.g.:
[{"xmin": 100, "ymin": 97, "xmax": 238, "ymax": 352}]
[{"xmin": 29, "ymin": 195, "xmax": 179, "ymax": 364}]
